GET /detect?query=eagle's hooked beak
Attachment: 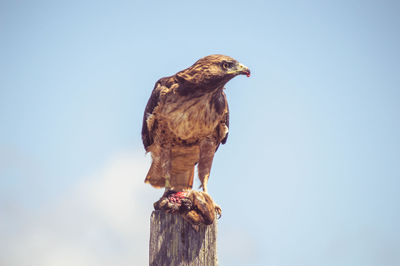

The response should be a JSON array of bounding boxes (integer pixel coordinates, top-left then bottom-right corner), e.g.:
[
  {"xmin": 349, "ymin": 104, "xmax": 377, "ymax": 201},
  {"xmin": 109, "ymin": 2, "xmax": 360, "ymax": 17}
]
[{"xmin": 236, "ymin": 63, "xmax": 251, "ymax": 77}]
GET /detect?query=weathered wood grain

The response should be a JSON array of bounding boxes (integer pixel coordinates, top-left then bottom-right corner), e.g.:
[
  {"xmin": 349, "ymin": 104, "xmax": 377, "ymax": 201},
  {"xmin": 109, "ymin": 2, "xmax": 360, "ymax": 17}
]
[{"xmin": 149, "ymin": 210, "xmax": 218, "ymax": 266}]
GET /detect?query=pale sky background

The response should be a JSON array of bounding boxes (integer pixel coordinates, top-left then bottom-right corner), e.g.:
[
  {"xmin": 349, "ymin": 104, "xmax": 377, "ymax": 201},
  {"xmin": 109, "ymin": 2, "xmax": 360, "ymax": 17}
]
[{"xmin": 1, "ymin": 1, "xmax": 399, "ymax": 265}]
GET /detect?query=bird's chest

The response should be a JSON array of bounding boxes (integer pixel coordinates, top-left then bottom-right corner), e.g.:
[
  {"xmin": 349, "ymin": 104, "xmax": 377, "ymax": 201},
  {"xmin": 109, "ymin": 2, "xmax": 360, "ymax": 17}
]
[{"xmin": 158, "ymin": 94, "xmax": 220, "ymax": 140}]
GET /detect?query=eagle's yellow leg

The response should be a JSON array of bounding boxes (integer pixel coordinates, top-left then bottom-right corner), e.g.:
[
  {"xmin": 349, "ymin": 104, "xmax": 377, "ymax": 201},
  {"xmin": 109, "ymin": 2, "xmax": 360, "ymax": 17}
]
[
  {"xmin": 198, "ymin": 139, "xmax": 221, "ymax": 217},
  {"xmin": 188, "ymin": 166, "xmax": 195, "ymax": 189},
  {"xmin": 160, "ymin": 146, "xmax": 172, "ymax": 190},
  {"xmin": 164, "ymin": 174, "xmax": 171, "ymax": 189},
  {"xmin": 202, "ymin": 174, "xmax": 209, "ymax": 193},
  {"xmin": 198, "ymin": 140, "xmax": 215, "ymax": 192}
]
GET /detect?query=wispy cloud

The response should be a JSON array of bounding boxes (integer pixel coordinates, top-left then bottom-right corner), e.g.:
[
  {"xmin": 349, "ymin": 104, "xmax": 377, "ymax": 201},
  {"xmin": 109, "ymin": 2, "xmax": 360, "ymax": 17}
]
[{"xmin": 1, "ymin": 152, "xmax": 159, "ymax": 266}]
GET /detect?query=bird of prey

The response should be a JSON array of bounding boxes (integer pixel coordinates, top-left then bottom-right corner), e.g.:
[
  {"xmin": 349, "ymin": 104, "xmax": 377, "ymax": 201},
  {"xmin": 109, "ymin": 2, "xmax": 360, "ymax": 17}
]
[{"xmin": 142, "ymin": 55, "xmax": 250, "ymax": 220}]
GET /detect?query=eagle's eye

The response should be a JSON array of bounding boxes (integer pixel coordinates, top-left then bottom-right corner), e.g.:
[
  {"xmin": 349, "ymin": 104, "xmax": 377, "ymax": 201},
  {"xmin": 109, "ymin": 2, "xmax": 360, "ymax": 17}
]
[{"xmin": 222, "ymin": 62, "xmax": 232, "ymax": 70}]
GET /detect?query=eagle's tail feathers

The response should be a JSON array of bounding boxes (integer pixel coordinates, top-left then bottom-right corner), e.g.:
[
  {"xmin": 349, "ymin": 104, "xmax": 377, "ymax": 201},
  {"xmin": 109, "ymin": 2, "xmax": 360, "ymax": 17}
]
[
  {"xmin": 144, "ymin": 161, "xmax": 165, "ymax": 188},
  {"xmin": 144, "ymin": 161, "xmax": 196, "ymax": 190}
]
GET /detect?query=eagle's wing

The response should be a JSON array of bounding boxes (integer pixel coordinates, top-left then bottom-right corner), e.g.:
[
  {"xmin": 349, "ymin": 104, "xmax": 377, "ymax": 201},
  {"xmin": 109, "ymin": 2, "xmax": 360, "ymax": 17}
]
[
  {"xmin": 221, "ymin": 104, "xmax": 229, "ymax": 144},
  {"xmin": 215, "ymin": 92, "xmax": 229, "ymax": 152},
  {"xmin": 141, "ymin": 81, "xmax": 162, "ymax": 151}
]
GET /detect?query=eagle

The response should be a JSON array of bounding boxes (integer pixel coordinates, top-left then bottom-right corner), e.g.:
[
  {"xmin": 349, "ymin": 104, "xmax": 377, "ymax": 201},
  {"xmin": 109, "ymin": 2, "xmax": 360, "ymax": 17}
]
[{"xmin": 142, "ymin": 55, "xmax": 250, "ymax": 222}]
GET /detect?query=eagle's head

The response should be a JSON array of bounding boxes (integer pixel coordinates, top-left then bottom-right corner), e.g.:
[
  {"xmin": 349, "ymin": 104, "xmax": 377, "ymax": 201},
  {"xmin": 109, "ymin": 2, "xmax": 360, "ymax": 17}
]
[{"xmin": 176, "ymin": 54, "xmax": 250, "ymax": 93}]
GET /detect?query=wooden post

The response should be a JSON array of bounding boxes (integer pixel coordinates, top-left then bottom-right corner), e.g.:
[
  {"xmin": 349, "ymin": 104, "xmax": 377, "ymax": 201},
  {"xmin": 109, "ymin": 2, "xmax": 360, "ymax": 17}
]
[{"xmin": 149, "ymin": 210, "xmax": 218, "ymax": 266}]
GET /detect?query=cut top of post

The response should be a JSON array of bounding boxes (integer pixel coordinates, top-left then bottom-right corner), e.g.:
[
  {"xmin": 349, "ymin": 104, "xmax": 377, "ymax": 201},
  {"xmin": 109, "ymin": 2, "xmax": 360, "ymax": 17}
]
[{"xmin": 149, "ymin": 210, "xmax": 218, "ymax": 266}]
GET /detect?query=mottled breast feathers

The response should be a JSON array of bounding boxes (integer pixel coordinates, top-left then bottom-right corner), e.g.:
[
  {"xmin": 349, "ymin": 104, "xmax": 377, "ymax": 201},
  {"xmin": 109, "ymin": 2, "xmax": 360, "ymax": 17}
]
[{"xmin": 141, "ymin": 75, "xmax": 229, "ymax": 151}]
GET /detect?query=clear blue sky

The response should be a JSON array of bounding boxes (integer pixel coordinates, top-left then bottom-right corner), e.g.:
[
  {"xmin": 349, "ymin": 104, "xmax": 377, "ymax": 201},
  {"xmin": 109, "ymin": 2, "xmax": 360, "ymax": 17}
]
[{"xmin": 1, "ymin": 1, "xmax": 399, "ymax": 265}]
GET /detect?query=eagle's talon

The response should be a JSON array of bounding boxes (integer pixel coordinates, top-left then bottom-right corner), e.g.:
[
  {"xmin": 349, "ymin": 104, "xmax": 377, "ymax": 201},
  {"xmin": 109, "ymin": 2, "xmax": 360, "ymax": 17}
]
[
  {"xmin": 214, "ymin": 204, "xmax": 222, "ymax": 219},
  {"xmin": 154, "ymin": 190, "xmax": 189, "ymax": 213}
]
